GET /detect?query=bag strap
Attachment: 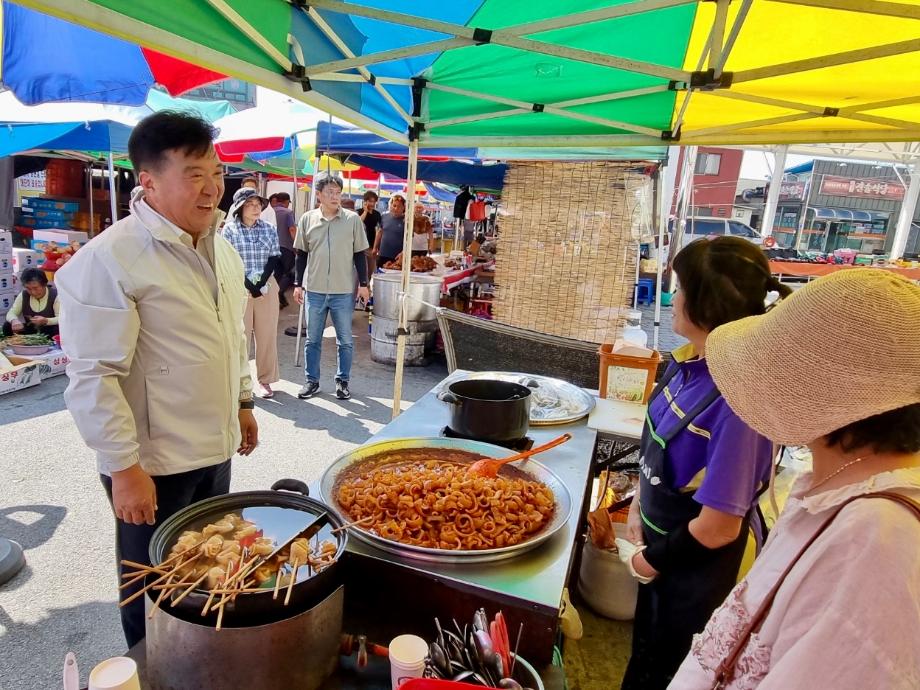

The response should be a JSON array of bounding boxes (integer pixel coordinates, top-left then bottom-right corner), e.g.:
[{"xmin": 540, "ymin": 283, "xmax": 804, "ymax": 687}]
[{"xmin": 712, "ymin": 490, "xmax": 920, "ymax": 689}]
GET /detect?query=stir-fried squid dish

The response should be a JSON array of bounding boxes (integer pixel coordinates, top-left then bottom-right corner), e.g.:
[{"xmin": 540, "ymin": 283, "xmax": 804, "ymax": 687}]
[
  {"xmin": 170, "ymin": 513, "xmax": 337, "ymax": 590},
  {"xmin": 336, "ymin": 449, "xmax": 555, "ymax": 551}
]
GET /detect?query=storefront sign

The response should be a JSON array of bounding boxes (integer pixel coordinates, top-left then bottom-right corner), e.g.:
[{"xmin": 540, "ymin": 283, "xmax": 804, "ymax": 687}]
[
  {"xmin": 17, "ymin": 171, "xmax": 46, "ymax": 198},
  {"xmin": 778, "ymin": 181, "xmax": 806, "ymax": 200},
  {"xmin": 819, "ymin": 175, "xmax": 905, "ymax": 200}
]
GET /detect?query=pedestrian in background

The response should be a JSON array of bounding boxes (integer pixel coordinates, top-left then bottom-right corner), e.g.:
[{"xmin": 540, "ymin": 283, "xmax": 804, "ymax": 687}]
[
  {"xmin": 293, "ymin": 175, "xmax": 369, "ymax": 400},
  {"xmin": 271, "ymin": 192, "xmax": 297, "ymax": 309},
  {"xmin": 222, "ymin": 187, "xmax": 282, "ymax": 399}
]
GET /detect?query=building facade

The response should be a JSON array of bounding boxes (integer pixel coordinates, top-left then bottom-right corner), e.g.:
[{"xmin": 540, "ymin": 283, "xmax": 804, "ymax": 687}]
[{"xmin": 772, "ymin": 159, "xmax": 910, "ymax": 254}]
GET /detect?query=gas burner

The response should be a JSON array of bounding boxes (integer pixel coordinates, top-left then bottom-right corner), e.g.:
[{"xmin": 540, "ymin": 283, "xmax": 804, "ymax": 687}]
[{"xmin": 440, "ymin": 426, "xmax": 534, "ymax": 451}]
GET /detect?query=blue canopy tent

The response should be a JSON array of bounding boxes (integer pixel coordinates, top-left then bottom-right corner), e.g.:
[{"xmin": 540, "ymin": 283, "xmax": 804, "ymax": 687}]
[{"xmin": 0, "ymin": 120, "xmax": 134, "ymax": 157}]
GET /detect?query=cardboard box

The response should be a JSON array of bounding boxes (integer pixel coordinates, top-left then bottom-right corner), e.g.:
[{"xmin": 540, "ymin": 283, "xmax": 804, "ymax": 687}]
[
  {"xmin": 0, "ymin": 274, "xmax": 20, "ymax": 292},
  {"xmin": 0, "ymin": 290, "xmax": 17, "ymax": 312},
  {"xmin": 22, "ymin": 197, "xmax": 81, "ymax": 213},
  {"xmin": 0, "ymin": 355, "xmax": 42, "ymax": 396},
  {"xmin": 34, "ymin": 229, "xmax": 89, "ymax": 244},
  {"xmin": 0, "ymin": 255, "xmax": 11, "ymax": 273},
  {"xmin": 17, "ymin": 216, "xmax": 71, "ymax": 230},
  {"xmin": 3, "ymin": 347, "xmax": 69, "ymax": 380},
  {"xmin": 17, "ymin": 207, "xmax": 75, "ymax": 222},
  {"xmin": 13, "ymin": 248, "xmax": 42, "ymax": 272},
  {"xmin": 0, "ymin": 229, "xmax": 12, "ymax": 256}
]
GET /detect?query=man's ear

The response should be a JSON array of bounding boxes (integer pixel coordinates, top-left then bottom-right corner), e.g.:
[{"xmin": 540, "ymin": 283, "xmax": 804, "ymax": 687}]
[{"xmin": 138, "ymin": 169, "xmax": 156, "ymax": 195}]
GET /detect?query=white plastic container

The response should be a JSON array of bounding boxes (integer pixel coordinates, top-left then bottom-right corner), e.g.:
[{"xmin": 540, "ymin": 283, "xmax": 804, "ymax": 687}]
[
  {"xmin": 388, "ymin": 634, "xmax": 427, "ymax": 689},
  {"xmin": 577, "ymin": 524, "xmax": 638, "ymax": 620},
  {"xmin": 620, "ymin": 310, "xmax": 648, "ymax": 348}
]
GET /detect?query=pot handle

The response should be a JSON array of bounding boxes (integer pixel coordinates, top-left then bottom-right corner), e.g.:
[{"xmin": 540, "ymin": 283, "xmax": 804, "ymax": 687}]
[
  {"xmin": 524, "ymin": 378, "xmax": 540, "ymax": 389},
  {"xmin": 438, "ymin": 390, "xmax": 459, "ymax": 404},
  {"xmin": 271, "ymin": 478, "xmax": 310, "ymax": 496}
]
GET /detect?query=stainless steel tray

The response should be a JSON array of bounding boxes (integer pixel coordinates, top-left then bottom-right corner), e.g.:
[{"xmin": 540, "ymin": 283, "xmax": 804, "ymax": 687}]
[
  {"xmin": 319, "ymin": 437, "xmax": 573, "ymax": 564},
  {"xmin": 438, "ymin": 371, "xmax": 596, "ymax": 425}
]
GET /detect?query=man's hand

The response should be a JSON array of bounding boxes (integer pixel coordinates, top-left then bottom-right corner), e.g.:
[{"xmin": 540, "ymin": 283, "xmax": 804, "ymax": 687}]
[
  {"xmin": 10, "ymin": 320, "xmax": 24, "ymax": 333},
  {"xmin": 111, "ymin": 464, "xmax": 157, "ymax": 525},
  {"xmin": 294, "ymin": 286, "xmax": 305, "ymax": 305},
  {"xmin": 357, "ymin": 286, "xmax": 370, "ymax": 304},
  {"xmin": 29, "ymin": 315, "xmax": 48, "ymax": 326},
  {"xmin": 238, "ymin": 409, "xmax": 259, "ymax": 456}
]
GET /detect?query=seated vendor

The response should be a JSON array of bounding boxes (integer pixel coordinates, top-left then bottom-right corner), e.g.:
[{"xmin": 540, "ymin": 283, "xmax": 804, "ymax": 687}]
[{"xmin": 3, "ymin": 268, "xmax": 60, "ymax": 338}]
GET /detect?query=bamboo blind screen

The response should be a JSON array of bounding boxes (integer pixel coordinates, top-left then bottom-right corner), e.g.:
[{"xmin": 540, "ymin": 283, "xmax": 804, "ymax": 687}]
[{"xmin": 492, "ymin": 161, "xmax": 646, "ymax": 344}]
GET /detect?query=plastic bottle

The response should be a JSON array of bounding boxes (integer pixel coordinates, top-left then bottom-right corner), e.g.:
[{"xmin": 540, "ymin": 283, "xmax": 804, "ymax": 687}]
[{"xmin": 620, "ymin": 310, "xmax": 648, "ymax": 348}]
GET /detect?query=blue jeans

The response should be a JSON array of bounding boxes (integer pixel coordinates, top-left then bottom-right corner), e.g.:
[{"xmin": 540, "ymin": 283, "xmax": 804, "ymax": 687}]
[{"xmin": 305, "ymin": 291, "xmax": 354, "ymax": 383}]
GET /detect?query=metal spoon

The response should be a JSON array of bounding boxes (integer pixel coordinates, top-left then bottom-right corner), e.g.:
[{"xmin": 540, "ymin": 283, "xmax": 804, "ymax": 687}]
[
  {"xmin": 499, "ymin": 680, "xmax": 524, "ymax": 690},
  {"xmin": 429, "ymin": 642, "xmax": 450, "ymax": 678}
]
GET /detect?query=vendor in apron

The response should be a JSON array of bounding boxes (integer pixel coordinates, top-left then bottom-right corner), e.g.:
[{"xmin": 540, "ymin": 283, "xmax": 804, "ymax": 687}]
[{"xmin": 619, "ymin": 237, "xmax": 791, "ymax": 690}]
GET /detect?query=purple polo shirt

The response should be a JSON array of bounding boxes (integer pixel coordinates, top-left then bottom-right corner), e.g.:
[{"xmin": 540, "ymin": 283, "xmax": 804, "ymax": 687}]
[{"xmin": 647, "ymin": 344, "xmax": 773, "ymax": 517}]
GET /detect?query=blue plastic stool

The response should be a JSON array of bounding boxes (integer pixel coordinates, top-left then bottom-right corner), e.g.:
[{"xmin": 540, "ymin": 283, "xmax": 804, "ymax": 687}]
[{"xmin": 636, "ymin": 278, "xmax": 655, "ymax": 305}]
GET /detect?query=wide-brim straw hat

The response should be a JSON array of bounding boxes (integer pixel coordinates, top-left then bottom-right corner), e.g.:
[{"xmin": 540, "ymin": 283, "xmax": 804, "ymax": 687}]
[
  {"xmin": 228, "ymin": 187, "xmax": 268, "ymax": 218},
  {"xmin": 707, "ymin": 269, "xmax": 920, "ymax": 446}
]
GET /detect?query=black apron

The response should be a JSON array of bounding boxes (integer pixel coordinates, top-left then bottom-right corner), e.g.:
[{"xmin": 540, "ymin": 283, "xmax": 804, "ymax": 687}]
[{"xmin": 621, "ymin": 362, "xmax": 752, "ymax": 690}]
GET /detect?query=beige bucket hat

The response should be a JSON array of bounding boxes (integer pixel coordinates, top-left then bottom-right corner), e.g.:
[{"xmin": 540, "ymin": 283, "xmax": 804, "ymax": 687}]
[{"xmin": 707, "ymin": 269, "xmax": 920, "ymax": 446}]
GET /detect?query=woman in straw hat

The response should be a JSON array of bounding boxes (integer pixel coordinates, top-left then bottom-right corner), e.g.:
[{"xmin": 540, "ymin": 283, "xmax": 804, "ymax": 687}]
[
  {"xmin": 620, "ymin": 237, "xmax": 792, "ymax": 690},
  {"xmin": 670, "ymin": 269, "xmax": 920, "ymax": 689}
]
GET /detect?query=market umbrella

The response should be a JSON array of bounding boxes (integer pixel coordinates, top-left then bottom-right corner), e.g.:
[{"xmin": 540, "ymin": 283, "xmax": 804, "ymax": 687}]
[{"xmin": 0, "ymin": 2, "xmax": 225, "ymax": 105}]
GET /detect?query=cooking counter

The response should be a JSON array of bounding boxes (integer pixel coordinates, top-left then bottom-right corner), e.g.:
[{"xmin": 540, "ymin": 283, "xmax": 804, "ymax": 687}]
[{"xmin": 316, "ymin": 373, "xmax": 599, "ymax": 666}]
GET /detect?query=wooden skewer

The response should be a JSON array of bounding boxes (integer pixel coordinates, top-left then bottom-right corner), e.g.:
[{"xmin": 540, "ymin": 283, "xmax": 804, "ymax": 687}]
[
  {"xmin": 272, "ymin": 568, "xmax": 283, "ymax": 600},
  {"xmin": 203, "ymin": 561, "xmax": 232, "ymax": 616},
  {"xmin": 120, "ymin": 560, "xmax": 168, "ymax": 575},
  {"xmin": 216, "ymin": 598, "xmax": 226, "ymax": 631},
  {"xmin": 330, "ymin": 516, "xmax": 373, "ymax": 534},
  {"xmin": 284, "ymin": 560, "xmax": 299, "ymax": 606},
  {"xmin": 147, "ymin": 571, "xmax": 178, "ymax": 620},
  {"xmin": 208, "ymin": 587, "xmax": 267, "ymax": 595},
  {"xmin": 119, "ymin": 553, "xmax": 200, "ymax": 608},
  {"xmin": 119, "ymin": 570, "xmax": 152, "ymax": 591},
  {"xmin": 170, "ymin": 571, "xmax": 209, "ymax": 607}
]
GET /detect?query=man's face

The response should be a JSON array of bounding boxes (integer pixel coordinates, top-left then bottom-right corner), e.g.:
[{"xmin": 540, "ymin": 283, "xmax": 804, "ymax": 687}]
[
  {"xmin": 139, "ymin": 146, "xmax": 224, "ymax": 235},
  {"xmin": 318, "ymin": 183, "xmax": 342, "ymax": 211},
  {"xmin": 390, "ymin": 197, "xmax": 405, "ymax": 216}
]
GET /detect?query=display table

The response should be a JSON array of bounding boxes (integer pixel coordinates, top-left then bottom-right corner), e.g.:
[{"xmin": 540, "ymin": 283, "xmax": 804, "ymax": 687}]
[
  {"xmin": 441, "ymin": 260, "xmax": 495, "ymax": 293},
  {"xmin": 769, "ymin": 260, "xmax": 920, "ymax": 281}
]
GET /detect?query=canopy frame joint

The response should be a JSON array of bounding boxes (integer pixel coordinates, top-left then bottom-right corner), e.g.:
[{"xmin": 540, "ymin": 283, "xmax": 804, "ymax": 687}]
[
  {"xmin": 689, "ymin": 68, "xmax": 733, "ymax": 91},
  {"xmin": 285, "ymin": 65, "xmax": 313, "ymax": 92},
  {"xmin": 472, "ymin": 28, "xmax": 493, "ymax": 44}
]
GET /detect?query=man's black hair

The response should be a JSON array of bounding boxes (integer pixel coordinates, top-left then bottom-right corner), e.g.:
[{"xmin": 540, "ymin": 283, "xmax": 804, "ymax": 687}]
[
  {"xmin": 128, "ymin": 110, "xmax": 218, "ymax": 172},
  {"xmin": 20, "ymin": 267, "xmax": 48, "ymax": 286},
  {"xmin": 274, "ymin": 192, "xmax": 291, "ymax": 203},
  {"xmin": 315, "ymin": 176, "xmax": 344, "ymax": 194}
]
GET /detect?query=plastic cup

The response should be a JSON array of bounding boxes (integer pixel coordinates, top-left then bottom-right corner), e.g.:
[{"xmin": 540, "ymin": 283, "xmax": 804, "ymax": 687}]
[
  {"xmin": 389, "ymin": 634, "xmax": 428, "ymax": 689},
  {"xmin": 88, "ymin": 657, "xmax": 140, "ymax": 690}
]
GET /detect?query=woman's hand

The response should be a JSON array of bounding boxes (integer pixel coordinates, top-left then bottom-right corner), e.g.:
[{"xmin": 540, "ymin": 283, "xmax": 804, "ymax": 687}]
[
  {"xmin": 29, "ymin": 315, "xmax": 48, "ymax": 326},
  {"xmin": 10, "ymin": 320, "xmax": 24, "ymax": 333},
  {"xmin": 626, "ymin": 496, "xmax": 644, "ymax": 545}
]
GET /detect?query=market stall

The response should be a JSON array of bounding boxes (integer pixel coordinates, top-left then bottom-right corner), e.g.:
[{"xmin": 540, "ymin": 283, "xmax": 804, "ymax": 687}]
[{"xmin": 112, "ymin": 369, "xmax": 647, "ymax": 689}]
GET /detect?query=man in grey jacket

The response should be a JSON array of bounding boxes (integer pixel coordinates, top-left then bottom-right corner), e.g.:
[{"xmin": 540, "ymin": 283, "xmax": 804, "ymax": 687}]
[{"xmin": 56, "ymin": 111, "xmax": 258, "ymax": 647}]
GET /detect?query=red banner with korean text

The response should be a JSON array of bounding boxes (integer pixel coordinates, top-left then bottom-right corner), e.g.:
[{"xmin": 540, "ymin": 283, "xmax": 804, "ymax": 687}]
[{"xmin": 819, "ymin": 175, "xmax": 905, "ymax": 200}]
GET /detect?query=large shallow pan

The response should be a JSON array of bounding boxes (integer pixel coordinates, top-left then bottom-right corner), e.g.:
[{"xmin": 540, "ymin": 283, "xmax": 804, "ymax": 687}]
[{"xmin": 319, "ymin": 437, "xmax": 573, "ymax": 564}]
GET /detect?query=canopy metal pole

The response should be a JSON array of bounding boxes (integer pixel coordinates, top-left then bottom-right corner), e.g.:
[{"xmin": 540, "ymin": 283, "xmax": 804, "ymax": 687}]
[
  {"xmin": 290, "ymin": 136, "xmax": 298, "ymax": 216},
  {"xmin": 107, "ymin": 152, "xmax": 118, "ymax": 222},
  {"xmin": 391, "ymin": 138, "xmax": 419, "ymax": 418},
  {"xmin": 294, "ymin": 161, "xmax": 316, "ymax": 368},
  {"xmin": 760, "ymin": 144, "xmax": 789, "ymax": 238},
  {"xmin": 87, "ymin": 162, "xmax": 95, "ymax": 237},
  {"xmin": 890, "ymin": 164, "xmax": 920, "ymax": 260},
  {"xmin": 654, "ymin": 148, "xmax": 678, "ymax": 350}
]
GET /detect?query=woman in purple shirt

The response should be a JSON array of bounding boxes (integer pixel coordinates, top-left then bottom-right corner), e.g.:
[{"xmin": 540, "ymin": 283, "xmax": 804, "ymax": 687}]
[{"xmin": 619, "ymin": 237, "xmax": 792, "ymax": 690}]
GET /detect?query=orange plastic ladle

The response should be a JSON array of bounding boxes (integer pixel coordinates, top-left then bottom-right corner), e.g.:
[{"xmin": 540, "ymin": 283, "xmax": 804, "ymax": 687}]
[{"xmin": 467, "ymin": 433, "xmax": 572, "ymax": 478}]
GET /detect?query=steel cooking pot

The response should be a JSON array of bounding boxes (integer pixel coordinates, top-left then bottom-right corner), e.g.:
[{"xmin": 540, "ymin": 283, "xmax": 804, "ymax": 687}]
[
  {"xmin": 147, "ymin": 479, "xmax": 346, "ymax": 627},
  {"xmin": 440, "ymin": 379, "xmax": 532, "ymax": 443}
]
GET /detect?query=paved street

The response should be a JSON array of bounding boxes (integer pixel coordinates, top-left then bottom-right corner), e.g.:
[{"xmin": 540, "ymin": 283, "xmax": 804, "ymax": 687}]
[{"xmin": 0, "ymin": 303, "xmax": 678, "ymax": 688}]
